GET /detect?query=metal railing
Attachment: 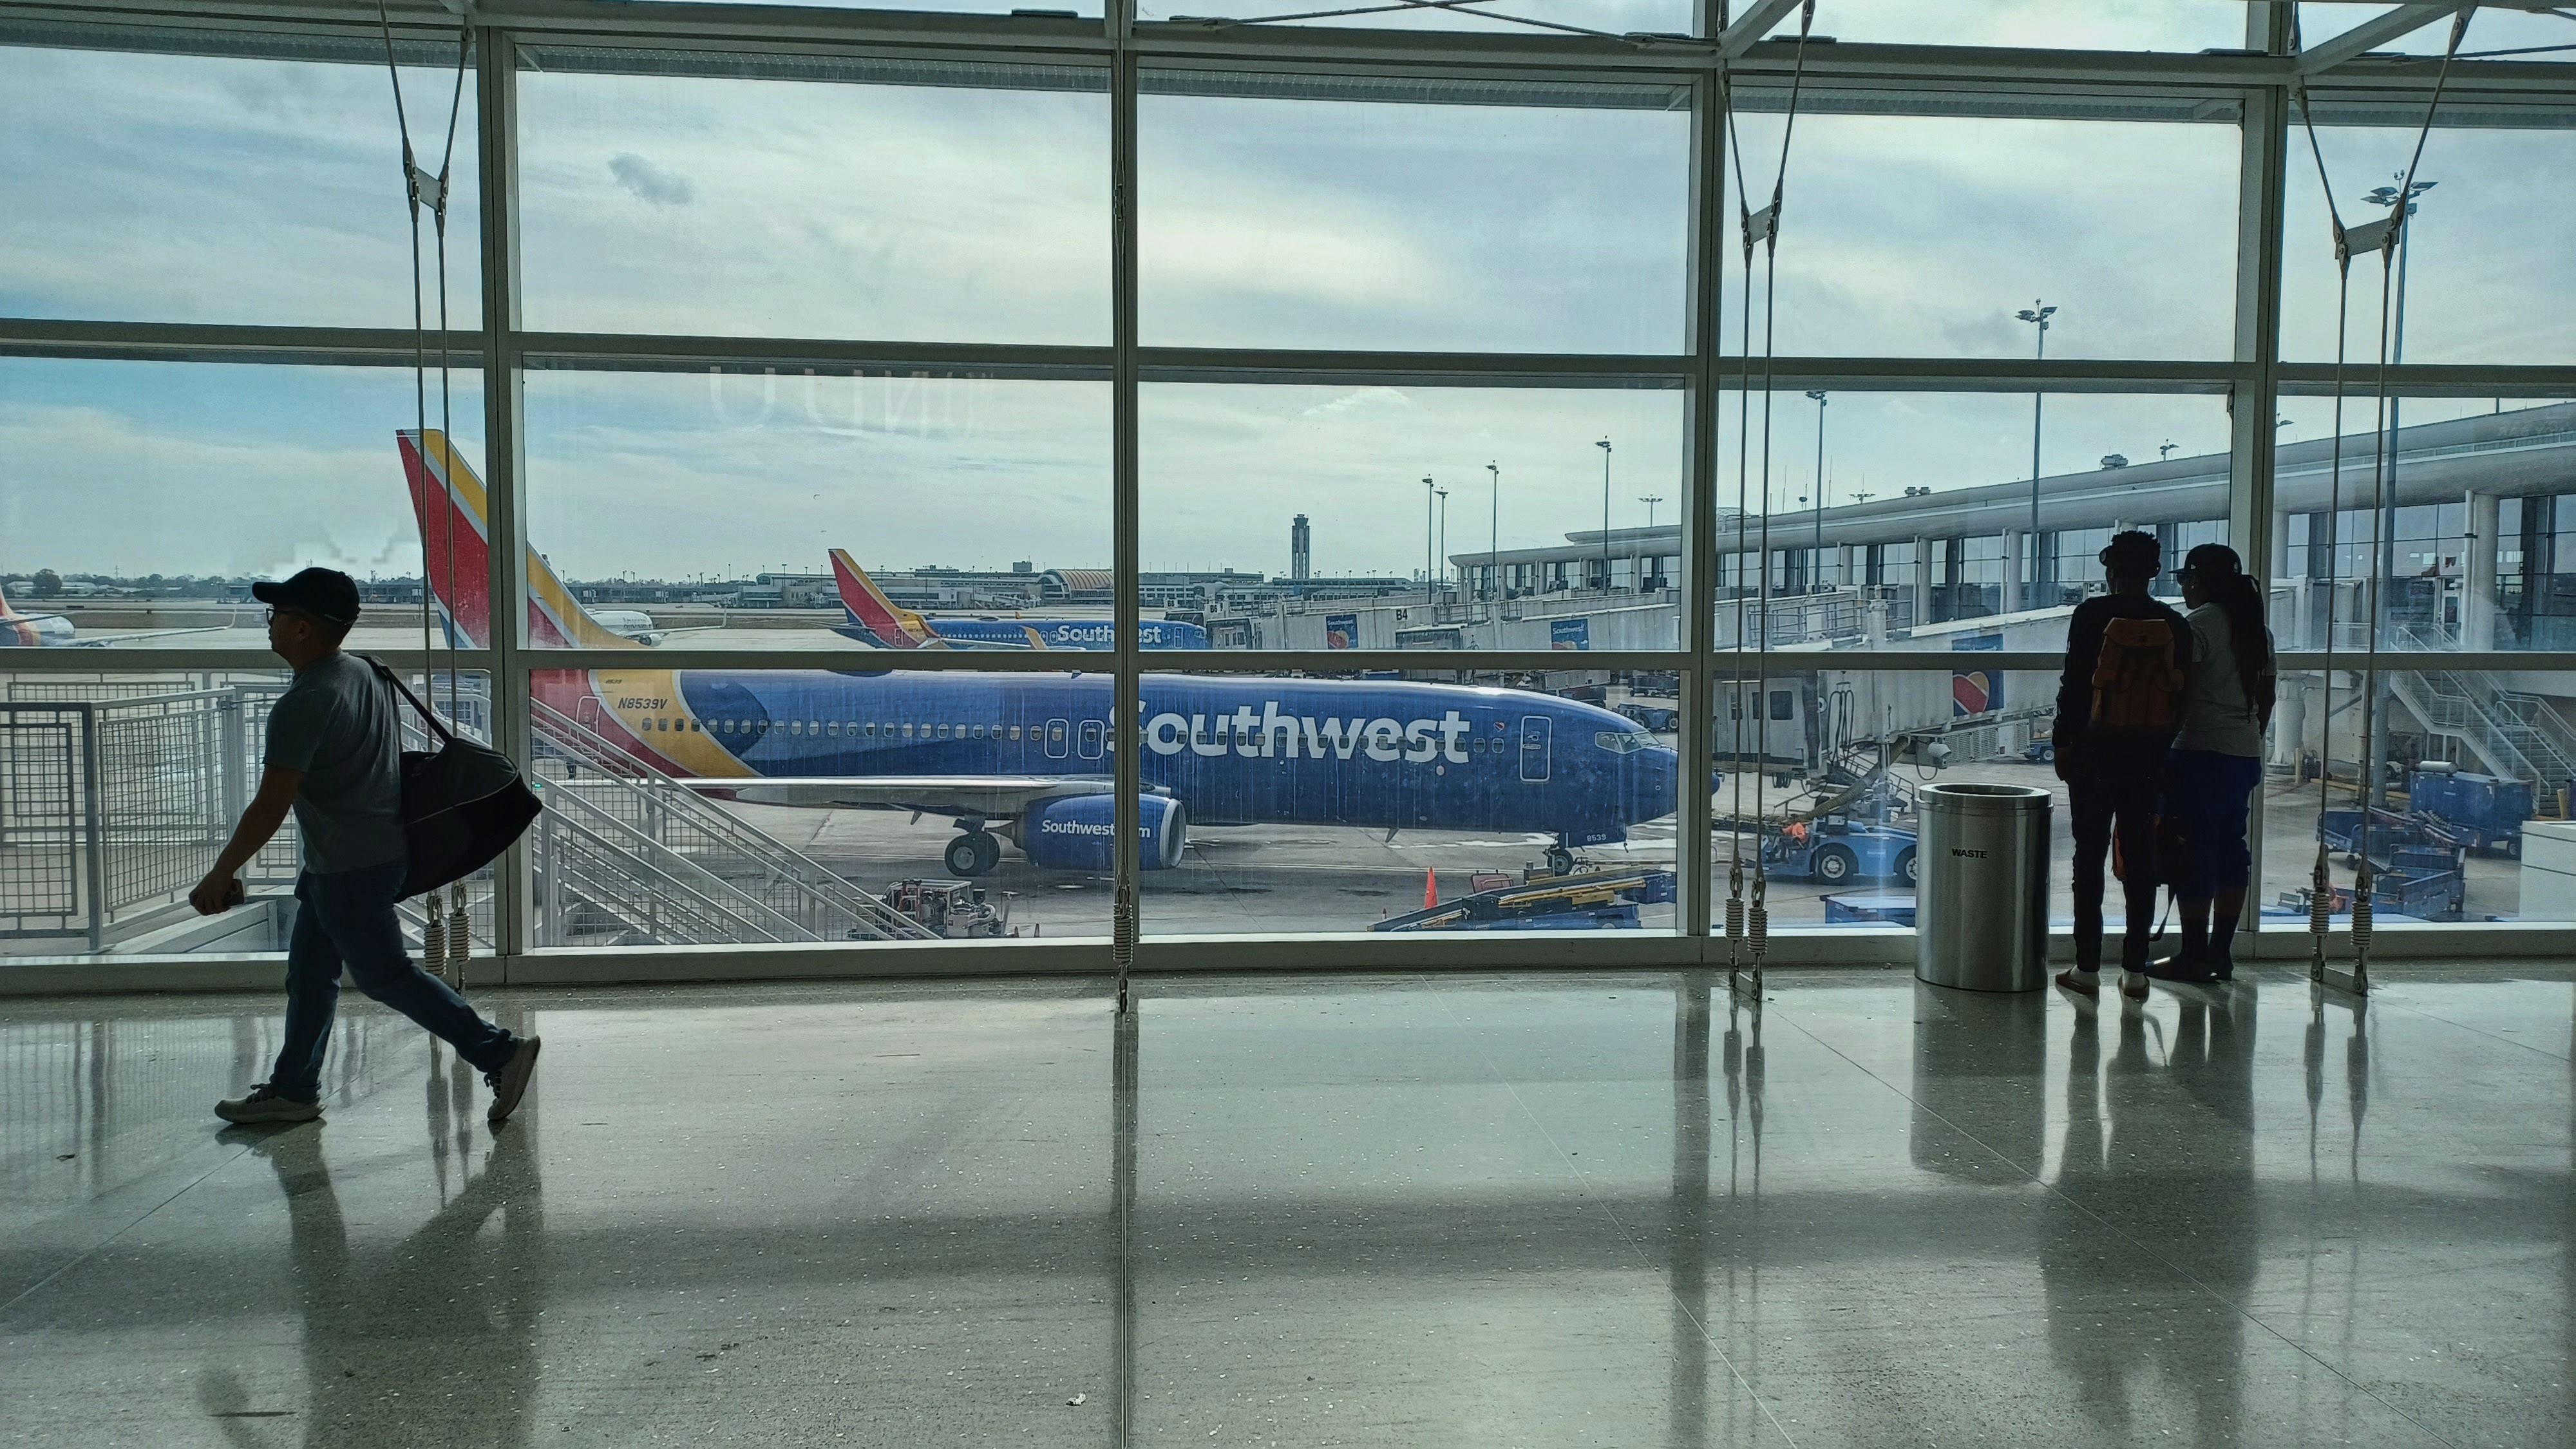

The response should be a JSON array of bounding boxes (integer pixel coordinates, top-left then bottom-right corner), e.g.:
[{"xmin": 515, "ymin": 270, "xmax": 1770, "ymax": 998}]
[
  {"xmin": 2380, "ymin": 623, "xmax": 2576, "ymax": 789},
  {"xmin": 526, "ymin": 698, "xmax": 931, "ymax": 945}
]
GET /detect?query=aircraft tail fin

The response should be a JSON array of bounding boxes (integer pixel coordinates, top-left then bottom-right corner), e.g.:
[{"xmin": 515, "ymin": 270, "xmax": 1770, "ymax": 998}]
[
  {"xmin": 830, "ymin": 547, "xmax": 938, "ymax": 649},
  {"xmin": 398, "ymin": 429, "xmax": 641, "ymax": 650}
]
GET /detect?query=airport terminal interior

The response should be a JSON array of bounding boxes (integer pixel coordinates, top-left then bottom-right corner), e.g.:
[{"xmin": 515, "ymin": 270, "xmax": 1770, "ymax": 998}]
[{"xmin": 6, "ymin": 0, "xmax": 2576, "ymax": 1443}]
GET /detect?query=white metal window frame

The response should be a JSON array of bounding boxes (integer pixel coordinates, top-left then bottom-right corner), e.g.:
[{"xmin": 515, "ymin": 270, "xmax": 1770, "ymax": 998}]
[{"xmin": 4, "ymin": 1, "xmax": 2575, "ymax": 990}]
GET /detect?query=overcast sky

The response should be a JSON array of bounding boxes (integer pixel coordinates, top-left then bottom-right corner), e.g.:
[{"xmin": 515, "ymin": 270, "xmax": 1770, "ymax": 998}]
[{"xmin": 4, "ymin": 5, "xmax": 2571, "ymax": 585}]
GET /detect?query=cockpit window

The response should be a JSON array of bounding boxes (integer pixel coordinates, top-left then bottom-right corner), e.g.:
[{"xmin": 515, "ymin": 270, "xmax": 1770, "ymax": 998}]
[{"xmin": 1595, "ymin": 728, "xmax": 1654, "ymax": 755}]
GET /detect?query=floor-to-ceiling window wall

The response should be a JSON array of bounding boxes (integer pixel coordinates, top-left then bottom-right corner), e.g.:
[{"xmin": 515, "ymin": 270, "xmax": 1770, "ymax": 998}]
[{"xmin": 5, "ymin": 2, "xmax": 2573, "ymax": 972}]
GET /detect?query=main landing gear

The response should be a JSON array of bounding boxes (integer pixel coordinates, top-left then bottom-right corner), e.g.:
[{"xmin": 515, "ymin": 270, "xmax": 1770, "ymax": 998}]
[
  {"xmin": 946, "ymin": 824, "xmax": 1003, "ymax": 878},
  {"xmin": 1544, "ymin": 838, "xmax": 1578, "ymax": 876}
]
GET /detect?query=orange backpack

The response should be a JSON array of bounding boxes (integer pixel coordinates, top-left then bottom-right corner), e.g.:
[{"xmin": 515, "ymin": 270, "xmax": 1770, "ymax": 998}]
[{"xmin": 2090, "ymin": 616, "xmax": 2184, "ymax": 733}]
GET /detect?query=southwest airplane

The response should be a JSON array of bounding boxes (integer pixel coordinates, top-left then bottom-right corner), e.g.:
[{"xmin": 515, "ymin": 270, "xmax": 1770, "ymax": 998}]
[
  {"xmin": 829, "ymin": 548, "xmax": 1208, "ymax": 650},
  {"xmin": 400, "ymin": 429, "xmax": 1681, "ymax": 879}
]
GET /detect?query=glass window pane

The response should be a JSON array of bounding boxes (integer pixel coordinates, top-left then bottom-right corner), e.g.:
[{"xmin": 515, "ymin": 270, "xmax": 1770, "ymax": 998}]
[
  {"xmin": 1135, "ymin": 668, "xmax": 1681, "ymax": 936},
  {"xmin": 1801, "ymin": 1, "xmax": 2248, "ymax": 50},
  {"xmin": 1, "ymin": 668, "xmax": 489, "ymax": 960},
  {"xmin": 1755, "ymin": 112, "xmax": 2239, "ymax": 359},
  {"xmin": 518, "ymin": 54, "xmax": 1108, "ymax": 343},
  {"xmin": 1141, "ymin": 81, "xmax": 1690, "ymax": 352},
  {"xmin": 0, "ymin": 45, "xmax": 480, "ymax": 325},
  {"xmin": 519, "ymin": 368, "xmax": 1108, "ymax": 649},
  {"xmin": 2266, "ymin": 669, "xmax": 2576, "ymax": 927},
  {"xmin": 1, "ymin": 359, "xmax": 486, "ymax": 650},
  {"xmin": 2296, "ymin": 3, "xmax": 2576, "ymax": 63},
  {"xmin": 527, "ymin": 667, "xmax": 1106, "ymax": 945},
  {"xmin": 1142, "ymin": 0, "xmax": 1689, "ymax": 35},
  {"xmin": 1142, "ymin": 383, "xmax": 1684, "ymax": 650},
  {"xmin": 2272, "ymin": 396, "xmax": 2576, "ymax": 652},
  {"xmin": 2282, "ymin": 122, "xmax": 2576, "ymax": 365},
  {"xmin": 1709, "ymin": 390, "xmax": 2231, "ymax": 652}
]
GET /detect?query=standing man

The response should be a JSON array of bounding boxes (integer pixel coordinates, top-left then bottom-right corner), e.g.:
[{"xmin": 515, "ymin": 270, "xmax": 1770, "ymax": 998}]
[
  {"xmin": 193, "ymin": 567, "xmax": 540, "ymax": 1126},
  {"xmin": 2052, "ymin": 531, "xmax": 2191, "ymax": 1001}
]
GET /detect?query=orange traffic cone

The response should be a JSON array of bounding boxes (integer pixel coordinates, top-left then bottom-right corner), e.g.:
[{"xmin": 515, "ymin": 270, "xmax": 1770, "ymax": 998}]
[{"xmin": 1425, "ymin": 867, "xmax": 1439, "ymax": 909}]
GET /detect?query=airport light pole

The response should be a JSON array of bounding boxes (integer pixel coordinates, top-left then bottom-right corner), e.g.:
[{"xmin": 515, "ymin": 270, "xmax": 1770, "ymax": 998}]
[
  {"xmin": 2016, "ymin": 301, "xmax": 2057, "ymax": 610},
  {"xmin": 1434, "ymin": 487, "xmax": 1450, "ymax": 599},
  {"xmin": 1422, "ymin": 476, "xmax": 1437, "ymax": 610},
  {"xmin": 1805, "ymin": 390, "xmax": 1828, "ymax": 592},
  {"xmin": 1596, "ymin": 437, "xmax": 1614, "ymax": 592},
  {"xmin": 1638, "ymin": 495, "xmax": 1665, "ymax": 591},
  {"xmin": 1485, "ymin": 460, "xmax": 1501, "ymax": 606}
]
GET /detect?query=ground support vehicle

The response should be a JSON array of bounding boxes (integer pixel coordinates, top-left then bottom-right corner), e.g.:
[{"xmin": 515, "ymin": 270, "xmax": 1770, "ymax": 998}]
[
  {"xmin": 2407, "ymin": 768, "xmax": 2532, "ymax": 857},
  {"xmin": 1759, "ymin": 819, "xmax": 1920, "ymax": 887},
  {"xmin": 879, "ymin": 880, "xmax": 1019, "ymax": 938},
  {"xmin": 1372, "ymin": 867, "xmax": 1673, "ymax": 932}
]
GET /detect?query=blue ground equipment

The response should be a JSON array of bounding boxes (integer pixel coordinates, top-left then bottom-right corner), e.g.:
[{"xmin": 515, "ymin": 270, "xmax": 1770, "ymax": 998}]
[
  {"xmin": 2306, "ymin": 805, "xmax": 2468, "ymax": 922},
  {"xmin": 1761, "ymin": 817, "xmax": 1920, "ymax": 886},
  {"xmin": 1823, "ymin": 893, "xmax": 1917, "ymax": 926},
  {"xmin": 2406, "ymin": 767, "xmax": 2531, "ymax": 857}
]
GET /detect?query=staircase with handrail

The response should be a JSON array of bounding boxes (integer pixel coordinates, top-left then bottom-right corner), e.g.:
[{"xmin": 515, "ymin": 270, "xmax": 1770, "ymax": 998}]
[
  {"xmin": 2379, "ymin": 623, "xmax": 2576, "ymax": 790},
  {"xmin": 524, "ymin": 698, "xmax": 934, "ymax": 947}
]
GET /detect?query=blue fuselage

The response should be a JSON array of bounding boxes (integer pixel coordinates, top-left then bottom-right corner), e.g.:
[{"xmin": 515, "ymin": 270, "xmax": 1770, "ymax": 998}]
[
  {"xmin": 606, "ymin": 670, "xmax": 1678, "ymax": 842},
  {"xmin": 836, "ymin": 618, "xmax": 1209, "ymax": 650}
]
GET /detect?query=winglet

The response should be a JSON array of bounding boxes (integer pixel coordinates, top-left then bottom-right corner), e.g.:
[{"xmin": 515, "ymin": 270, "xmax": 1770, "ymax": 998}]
[
  {"xmin": 830, "ymin": 547, "xmax": 938, "ymax": 649},
  {"xmin": 398, "ymin": 429, "xmax": 641, "ymax": 650}
]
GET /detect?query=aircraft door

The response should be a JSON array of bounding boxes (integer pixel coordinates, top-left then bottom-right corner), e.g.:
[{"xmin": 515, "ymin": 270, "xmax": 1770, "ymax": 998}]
[
  {"xmin": 1045, "ymin": 717, "xmax": 1070, "ymax": 760},
  {"xmin": 576, "ymin": 694, "xmax": 603, "ymax": 735},
  {"xmin": 1519, "ymin": 715, "xmax": 1551, "ymax": 783},
  {"xmin": 1078, "ymin": 719, "xmax": 1104, "ymax": 761}
]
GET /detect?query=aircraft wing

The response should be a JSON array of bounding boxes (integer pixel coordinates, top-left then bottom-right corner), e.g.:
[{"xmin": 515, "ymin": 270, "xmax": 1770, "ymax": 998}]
[
  {"xmin": 679, "ymin": 774, "xmax": 1120, "ymax": 819},
  {"xmin": 64, "ymin": 623, "xmax": 238, "ymax": 648}
]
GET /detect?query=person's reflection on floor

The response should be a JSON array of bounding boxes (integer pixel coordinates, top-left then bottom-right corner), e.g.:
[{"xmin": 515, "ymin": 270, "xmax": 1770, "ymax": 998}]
[
  {"xmin": 2041, "ymin": 1005, "xmax": 2143, "ymax": 1432},
  {"xmin": 219, "ymin": 1101, "xmax": 545, "ymax": 1447},
  {"xmin": 2042, "ymin": 989, "xmax": 2259, "ymax": 1441}
]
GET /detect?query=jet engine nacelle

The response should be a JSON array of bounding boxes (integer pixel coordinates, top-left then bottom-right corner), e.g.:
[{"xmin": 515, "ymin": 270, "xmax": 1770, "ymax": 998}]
[{"xmin": 1020, "ymin": 795, "xmax": 1188, "ymax": 872}]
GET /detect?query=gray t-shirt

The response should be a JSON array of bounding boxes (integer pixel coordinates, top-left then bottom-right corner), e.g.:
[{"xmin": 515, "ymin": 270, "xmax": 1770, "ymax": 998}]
[
  {"xmin": 265, "ymin": 652, "xmax": 406, "ymax": 874},
  {"xmin": 2173, "ymin": 603, "xmax": 2269, "ymax": 759}
]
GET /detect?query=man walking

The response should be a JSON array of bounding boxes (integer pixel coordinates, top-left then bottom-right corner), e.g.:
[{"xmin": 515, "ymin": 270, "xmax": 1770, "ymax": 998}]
[
  {"xmin": 2052, "ymin": 531, "xmax": 2192, "ymax": 1001},
  {"xmin": 193, "ymin": 567, "xmax": 540, "ymax": 1125}
]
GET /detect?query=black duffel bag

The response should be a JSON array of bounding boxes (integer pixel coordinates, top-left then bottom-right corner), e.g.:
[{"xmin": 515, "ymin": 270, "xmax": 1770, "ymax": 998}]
[{"xmin": 362, "ymin": 656, "xmax": 542, "ymax": 900}]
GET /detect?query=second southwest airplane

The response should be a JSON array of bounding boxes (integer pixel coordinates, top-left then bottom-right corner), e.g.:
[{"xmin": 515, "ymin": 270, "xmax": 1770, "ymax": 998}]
[{"xmin": 399, "ymin": 430, "xmax": 1681, "ymax": 879}]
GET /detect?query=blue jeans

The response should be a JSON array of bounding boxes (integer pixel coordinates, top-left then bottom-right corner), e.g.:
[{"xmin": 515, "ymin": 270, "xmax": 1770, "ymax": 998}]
[
  {"xmin": 270, "ymin": 861, "xmax": 515, "ymax": 1103},
  {"xmin": 2163, "ymin": 749, "xmax": 2262, "ymax": 902}
]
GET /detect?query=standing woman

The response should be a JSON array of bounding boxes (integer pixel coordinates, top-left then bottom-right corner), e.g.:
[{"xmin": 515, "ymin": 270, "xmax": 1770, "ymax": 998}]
[{"xmin": 2155, "ymin": 544, "xmax": 2275, "ymax": 982}]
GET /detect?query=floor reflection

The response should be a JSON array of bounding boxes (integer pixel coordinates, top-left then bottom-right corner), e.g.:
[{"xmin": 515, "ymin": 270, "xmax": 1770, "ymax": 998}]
[
  {"xmin": 204, "ymin": 1059, "xmax": 545, "ymax": 1448},
  {"xmin": 2039, "ymin": 989, "xmax": 2260, "ymax": 1441}
]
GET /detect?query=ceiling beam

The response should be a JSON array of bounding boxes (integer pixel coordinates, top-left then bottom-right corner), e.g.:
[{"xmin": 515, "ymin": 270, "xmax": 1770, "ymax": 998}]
[
  {"xmin": 1714, "ymin": 0, "xmax": 1801, "ymax": 59},
  {"xmin": 2298, "ymin": 2, "xmax": 2471, "ymax": 75}
]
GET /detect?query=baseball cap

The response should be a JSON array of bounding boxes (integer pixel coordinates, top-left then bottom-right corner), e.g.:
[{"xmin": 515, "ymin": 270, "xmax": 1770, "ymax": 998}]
[
  {"xmin": 2172, "ymin": 542, "xmax": 2243, "ymax": 583},
  {"xmin": 251, "ymin": 567, "xmax": 362, "ymax": 626}
]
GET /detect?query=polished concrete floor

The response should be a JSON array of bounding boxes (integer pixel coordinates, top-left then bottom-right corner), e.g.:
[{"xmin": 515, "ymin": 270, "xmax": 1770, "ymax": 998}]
[{"xmin": 2, "ymin": 965, "xmax": 2568, "ymax": 1447}]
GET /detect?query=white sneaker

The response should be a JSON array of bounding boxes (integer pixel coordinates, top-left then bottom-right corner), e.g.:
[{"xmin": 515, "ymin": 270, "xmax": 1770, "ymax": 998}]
[{"xmin": 215, "ymin": 1084, "xmax": 321, "ymax": 1125}]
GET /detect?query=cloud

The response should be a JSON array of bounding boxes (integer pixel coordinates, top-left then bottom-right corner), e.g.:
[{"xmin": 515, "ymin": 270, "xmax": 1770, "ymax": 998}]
[{"xmin": 607, "ymin": 152, "xmax": 696, "ymax": 207}]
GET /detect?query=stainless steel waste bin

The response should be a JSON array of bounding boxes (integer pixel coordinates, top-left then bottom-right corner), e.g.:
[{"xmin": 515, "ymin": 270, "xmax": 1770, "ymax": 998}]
[{"xmin": 1915, "ymin": 782, "xmax": 2052, "ymax": 992}]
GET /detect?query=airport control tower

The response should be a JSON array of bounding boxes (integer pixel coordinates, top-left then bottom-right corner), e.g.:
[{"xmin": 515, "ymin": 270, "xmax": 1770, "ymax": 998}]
[{"xmin": 1291, "ymin": 514, "xmax": 1311, "ymax": 581}]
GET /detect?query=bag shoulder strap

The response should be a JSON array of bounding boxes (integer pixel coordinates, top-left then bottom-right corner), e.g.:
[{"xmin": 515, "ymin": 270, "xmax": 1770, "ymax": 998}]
[{"xmin": 357, "ymin": 654, "xmax": 455, "ymax": 746}]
